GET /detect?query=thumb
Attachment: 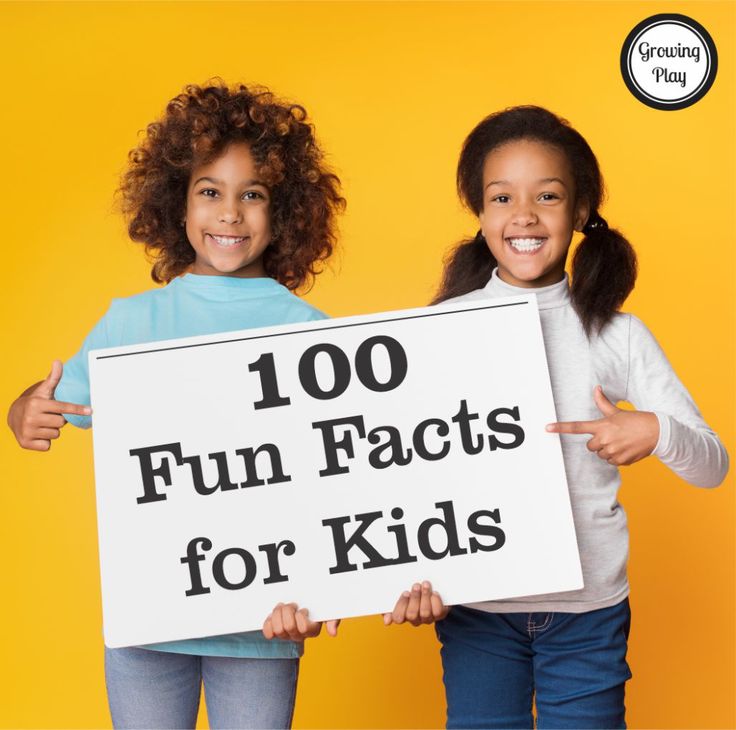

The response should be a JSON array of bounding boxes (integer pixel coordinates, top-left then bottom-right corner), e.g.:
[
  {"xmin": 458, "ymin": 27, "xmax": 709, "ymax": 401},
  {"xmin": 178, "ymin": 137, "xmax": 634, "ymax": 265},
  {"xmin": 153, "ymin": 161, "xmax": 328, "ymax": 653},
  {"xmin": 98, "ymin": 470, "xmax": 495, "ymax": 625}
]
[
  {"xmin": 593, "ymin": 385, "xmax": 618, "ymax": 417},
  {"xmin": 36, "ymin": 360, "xmax": 63, "ymax": 399}
]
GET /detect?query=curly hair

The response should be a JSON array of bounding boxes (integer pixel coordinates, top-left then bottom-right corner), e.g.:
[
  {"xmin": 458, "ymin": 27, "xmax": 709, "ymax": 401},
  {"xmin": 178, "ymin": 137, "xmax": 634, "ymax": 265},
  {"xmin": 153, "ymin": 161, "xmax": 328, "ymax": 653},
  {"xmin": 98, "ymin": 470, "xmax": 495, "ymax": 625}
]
[{"xmin": 119, "ymin": 81, "xmax": 345, "ymax": 289}]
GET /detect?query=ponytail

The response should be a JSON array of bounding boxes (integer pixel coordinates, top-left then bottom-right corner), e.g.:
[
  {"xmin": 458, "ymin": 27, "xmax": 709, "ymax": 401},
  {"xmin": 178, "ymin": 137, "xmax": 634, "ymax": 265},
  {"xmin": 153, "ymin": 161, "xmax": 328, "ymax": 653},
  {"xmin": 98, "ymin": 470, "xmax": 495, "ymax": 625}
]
[
  {"xmin": 570, "ymin": 213, "xmax": 637, "ymax": 335},
  {"xmin": 432, "ymin": 230, "xmax": 495, "ymax": 304},
  {"xmin": 434, "ymin": 215, "xmax": 637, "ymax": 335}
]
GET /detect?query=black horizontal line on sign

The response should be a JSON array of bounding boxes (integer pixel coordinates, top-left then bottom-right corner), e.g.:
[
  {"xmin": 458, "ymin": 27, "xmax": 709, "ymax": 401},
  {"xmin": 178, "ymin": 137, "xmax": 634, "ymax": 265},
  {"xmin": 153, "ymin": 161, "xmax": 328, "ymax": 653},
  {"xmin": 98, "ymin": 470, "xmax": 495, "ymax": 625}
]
[{"xmin": 94, "ymin": 301, "xmax": 529, "ymax": 360}]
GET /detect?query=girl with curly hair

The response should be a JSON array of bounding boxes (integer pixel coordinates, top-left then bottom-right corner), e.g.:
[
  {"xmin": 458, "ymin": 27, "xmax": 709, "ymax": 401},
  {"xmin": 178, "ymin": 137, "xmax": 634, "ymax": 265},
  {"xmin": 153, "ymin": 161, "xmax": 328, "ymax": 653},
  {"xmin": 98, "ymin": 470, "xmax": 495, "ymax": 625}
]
[
  {"xmin": 386, "ymin": 106, "xmax": 728, "ymax": 729},
  {"xmin": 7, "ymin": 81, "xmax": 345, "ymax": 729}
]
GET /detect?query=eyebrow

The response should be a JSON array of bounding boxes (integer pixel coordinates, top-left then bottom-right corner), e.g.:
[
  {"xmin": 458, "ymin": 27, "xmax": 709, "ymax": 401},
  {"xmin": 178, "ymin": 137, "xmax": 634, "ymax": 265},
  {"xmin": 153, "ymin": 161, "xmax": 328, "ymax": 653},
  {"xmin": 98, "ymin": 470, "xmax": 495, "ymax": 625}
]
[
  {"xmin": 192, "ymin": 176, "xmax": 268, "ymax": 187},
  {"xmin": 485, "ymin": 177, "xmax": 567, "ymax": 190}
]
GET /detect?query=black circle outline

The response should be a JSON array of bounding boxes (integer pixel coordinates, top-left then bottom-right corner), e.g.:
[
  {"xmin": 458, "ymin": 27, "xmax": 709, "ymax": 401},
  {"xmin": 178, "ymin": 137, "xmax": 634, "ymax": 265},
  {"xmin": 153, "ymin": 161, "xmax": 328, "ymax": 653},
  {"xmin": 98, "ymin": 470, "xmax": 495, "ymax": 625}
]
[{"xmin": 620, "ymin": 13, "xmax": 718, "ymax": 111}]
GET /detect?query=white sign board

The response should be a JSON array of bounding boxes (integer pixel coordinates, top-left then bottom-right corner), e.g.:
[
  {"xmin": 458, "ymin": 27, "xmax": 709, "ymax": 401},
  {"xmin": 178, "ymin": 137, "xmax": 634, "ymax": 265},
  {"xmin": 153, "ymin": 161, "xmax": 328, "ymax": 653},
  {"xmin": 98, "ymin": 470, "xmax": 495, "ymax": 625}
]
[{"xmin": 89, "ymin": 296, "xmax": 582, "ymax": 648}]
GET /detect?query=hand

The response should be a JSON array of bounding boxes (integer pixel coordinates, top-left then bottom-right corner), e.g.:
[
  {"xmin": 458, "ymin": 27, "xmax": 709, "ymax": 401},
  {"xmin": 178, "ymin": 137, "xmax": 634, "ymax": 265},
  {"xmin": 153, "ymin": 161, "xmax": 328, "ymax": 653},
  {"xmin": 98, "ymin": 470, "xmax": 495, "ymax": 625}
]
[
  {"xmin": 384, "ymin": 581, "xmax": 449, "ymax": 627},
  {"xmin": 7, "ymin": 361, "xmax": 92, "ymax": 452},
  {"xmin": 262, "ymin": 602, "xmax": 340, "ymax": 640},
  {"xmin": 546, "ymin": 385, "xmax": 659, "ymax": 466}
]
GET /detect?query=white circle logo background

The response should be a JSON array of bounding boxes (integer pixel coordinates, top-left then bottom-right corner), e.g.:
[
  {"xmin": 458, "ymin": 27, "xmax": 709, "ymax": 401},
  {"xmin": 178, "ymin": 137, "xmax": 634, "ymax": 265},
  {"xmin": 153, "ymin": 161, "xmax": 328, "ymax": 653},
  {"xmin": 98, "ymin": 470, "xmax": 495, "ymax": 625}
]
[
  {"xmin": 629, "ymin": 22, "xmax": 709, "ymax": 102},
  {"xmin": 621, "ymin": 14, "xmax": 718, "ymax": 110}
]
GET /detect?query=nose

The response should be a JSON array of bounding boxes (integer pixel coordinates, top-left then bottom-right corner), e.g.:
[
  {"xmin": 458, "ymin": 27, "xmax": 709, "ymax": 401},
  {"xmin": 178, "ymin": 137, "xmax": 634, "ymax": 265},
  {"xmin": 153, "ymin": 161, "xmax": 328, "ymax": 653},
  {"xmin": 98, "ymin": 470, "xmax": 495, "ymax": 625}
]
[
  {"xmin": 512, "ymin": 201, "xmax": 538, "ymax": 227},
  {"xmin": 218, "ymin": 200, "xmax": 242, "ymax": 225}
]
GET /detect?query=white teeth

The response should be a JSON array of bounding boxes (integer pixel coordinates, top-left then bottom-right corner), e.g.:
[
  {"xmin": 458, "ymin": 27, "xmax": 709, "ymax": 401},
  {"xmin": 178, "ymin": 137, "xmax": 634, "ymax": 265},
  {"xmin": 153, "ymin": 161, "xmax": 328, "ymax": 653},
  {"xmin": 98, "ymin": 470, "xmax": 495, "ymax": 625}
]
[
  {"xmin": 210, "ymin": 234, "xmax": 246, "ymax": 247},
  {"xmin": 508, "ymin": 237, "xmax": 544, "ymax": 252}
]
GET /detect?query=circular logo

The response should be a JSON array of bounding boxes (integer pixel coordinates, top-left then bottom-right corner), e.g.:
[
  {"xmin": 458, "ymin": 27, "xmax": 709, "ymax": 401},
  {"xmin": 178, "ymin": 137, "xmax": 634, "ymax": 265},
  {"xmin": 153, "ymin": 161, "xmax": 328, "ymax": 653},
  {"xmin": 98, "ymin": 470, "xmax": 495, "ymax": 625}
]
[{"xmin": 620, "ymin": 14, "xmax": 718, "ymax": 110}]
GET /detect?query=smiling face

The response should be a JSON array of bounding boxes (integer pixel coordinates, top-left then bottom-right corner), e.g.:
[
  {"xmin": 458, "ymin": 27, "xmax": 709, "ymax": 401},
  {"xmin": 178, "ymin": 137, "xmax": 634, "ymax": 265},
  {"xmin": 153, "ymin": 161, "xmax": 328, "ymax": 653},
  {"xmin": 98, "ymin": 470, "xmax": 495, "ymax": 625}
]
[
  {"xmin": 478, "ymin": 139, "xmax": 589, "ymax": 289},
  {"xmin": 185, "ymin": 142, "xmax": 271, "ymax": 278}
]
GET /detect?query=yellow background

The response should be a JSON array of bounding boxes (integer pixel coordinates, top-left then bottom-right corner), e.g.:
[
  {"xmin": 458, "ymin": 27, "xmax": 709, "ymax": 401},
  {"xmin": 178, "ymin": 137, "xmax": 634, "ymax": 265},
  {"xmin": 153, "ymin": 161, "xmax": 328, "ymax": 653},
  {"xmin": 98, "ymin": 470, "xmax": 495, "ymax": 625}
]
[{"xmin": 1, "ymin": 1, "xmax": 733, "ymax": 728}]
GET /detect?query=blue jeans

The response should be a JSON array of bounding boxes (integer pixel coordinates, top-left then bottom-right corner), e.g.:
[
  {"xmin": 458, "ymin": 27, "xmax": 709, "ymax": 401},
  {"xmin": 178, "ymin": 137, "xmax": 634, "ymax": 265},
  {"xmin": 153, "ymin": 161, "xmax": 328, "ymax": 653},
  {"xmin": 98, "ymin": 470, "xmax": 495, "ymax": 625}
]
[
  {"xmin": 436, "ymin": 599, "xmax": 632, "ymax": 729},
  {"xmin": 104, "ymin": 646, "xmax": 299, "ymax": 729}
]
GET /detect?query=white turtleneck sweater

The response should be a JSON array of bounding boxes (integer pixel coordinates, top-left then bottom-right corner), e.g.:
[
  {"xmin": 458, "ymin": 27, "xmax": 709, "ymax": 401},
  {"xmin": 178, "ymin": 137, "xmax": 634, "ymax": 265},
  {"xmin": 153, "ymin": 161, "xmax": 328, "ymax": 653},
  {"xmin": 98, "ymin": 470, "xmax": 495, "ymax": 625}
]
[{"xmin": 444, "ymin": 270, "xmax": 728, "ymax": 613}]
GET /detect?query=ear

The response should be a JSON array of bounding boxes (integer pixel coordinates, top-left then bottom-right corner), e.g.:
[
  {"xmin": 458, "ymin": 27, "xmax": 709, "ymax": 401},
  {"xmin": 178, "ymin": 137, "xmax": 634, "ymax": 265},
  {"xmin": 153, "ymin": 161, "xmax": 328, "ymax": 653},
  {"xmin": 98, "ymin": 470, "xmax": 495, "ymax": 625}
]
[
  {"xmin": 478, "ymin": 210, "xmax": 487, "ymax": 235},
  {"xmin": 573, "ymin": 200, "xmax": 590, "ymax": 232}
]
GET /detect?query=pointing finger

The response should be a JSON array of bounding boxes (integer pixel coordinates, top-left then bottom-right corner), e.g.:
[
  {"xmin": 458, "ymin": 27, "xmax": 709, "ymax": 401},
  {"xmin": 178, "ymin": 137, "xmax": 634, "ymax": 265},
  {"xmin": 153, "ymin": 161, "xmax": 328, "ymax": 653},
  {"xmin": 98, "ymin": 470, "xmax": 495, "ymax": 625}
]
[
  {"xmin": 546, "ymin": 420, "xmax": 600, "ymax": 435},
  {"xmin": 45, "ymin": 400, "xmax": 92, "ymax": 417}
]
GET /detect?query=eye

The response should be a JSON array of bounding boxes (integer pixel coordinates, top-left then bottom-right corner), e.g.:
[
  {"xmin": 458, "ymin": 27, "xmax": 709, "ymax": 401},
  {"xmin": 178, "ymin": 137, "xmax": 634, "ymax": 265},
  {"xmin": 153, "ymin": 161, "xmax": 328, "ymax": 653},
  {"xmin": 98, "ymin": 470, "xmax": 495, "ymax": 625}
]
[
  {"xmin": 491, "ymin": 194, "xmax": 510, "ymax": 204},
  {"xmin": 199, "ymin": 188, "xmax": 219, "ymax": 198},
  {"xmin": 242, "ymin": 190, "xmax": 266, "ymax": 201},
  {"xmin": 539, "ymin": 193, "xmax": 560, "ymax": 202}
]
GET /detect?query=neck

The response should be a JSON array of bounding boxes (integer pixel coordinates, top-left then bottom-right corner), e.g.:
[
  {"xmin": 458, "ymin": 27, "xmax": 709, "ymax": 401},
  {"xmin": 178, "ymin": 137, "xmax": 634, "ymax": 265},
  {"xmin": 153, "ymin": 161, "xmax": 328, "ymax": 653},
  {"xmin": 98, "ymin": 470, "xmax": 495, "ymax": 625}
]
[{"xmin": 486, "ymin": 268, "xmax": 570, "ymax": 309}]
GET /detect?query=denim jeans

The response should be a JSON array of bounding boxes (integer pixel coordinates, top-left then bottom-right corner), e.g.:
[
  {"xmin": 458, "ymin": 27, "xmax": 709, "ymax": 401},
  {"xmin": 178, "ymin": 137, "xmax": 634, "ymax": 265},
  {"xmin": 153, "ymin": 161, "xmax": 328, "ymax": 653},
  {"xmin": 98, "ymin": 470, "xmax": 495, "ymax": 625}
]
[
  {"xmin": 436, "ymin": 599, "xmax": 632, "ymax": 729},
  {"xmin": 104, "ymin": 646, "xmax": 299, "ymax": 729}
]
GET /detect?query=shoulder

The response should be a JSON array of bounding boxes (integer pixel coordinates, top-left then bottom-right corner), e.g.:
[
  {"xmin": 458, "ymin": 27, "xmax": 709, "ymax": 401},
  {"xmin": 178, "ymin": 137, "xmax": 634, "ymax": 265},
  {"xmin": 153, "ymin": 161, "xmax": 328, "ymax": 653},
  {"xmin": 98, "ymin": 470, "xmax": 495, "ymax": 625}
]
[
  {"xmin": 64, "ymin": 290, "xmax": 163, "ymax": 348},
  {"xmin": 595, "ymin": 312, "xmax": 662, "ymax": 354},
  {"xmin": 594, "ymin": 311, "xmax": 631, "ymax": 345},
  {"xmin": 88, "ymin": 285, "xmax": 171, "ymax": 347},
  {"xmin": 625, "ymin": 313, "xmax": 663, "ymax": 349},
  {"xmin": 274, "ymin": 288, "xmax": 328, "ymax": 322},
  {"xmin": 92, "ymin": 285, "xmax": 171, "ymax": 330},
  {"xmin": 591, "ymin": 312, "xmax": 668, "ymax": 395},
  {"xmin": 106, "ymin": 284, "xmax": 170, "ymax": 314}
]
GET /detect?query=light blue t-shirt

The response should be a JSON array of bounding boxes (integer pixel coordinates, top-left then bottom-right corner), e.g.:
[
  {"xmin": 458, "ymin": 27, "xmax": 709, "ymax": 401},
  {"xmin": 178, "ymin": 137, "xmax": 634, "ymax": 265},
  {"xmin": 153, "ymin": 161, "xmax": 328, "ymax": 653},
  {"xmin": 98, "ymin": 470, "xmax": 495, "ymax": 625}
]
[{"xmin": 56, "ymin": 273, "xmax": 327, "ymax": 658}]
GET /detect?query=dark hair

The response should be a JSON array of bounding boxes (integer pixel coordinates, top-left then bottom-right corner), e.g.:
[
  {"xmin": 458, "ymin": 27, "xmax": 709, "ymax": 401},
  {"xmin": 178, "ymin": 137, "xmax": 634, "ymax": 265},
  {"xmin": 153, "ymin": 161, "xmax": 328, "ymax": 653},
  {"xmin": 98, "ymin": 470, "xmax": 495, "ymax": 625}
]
[
  {"xmin": 119, "ymin": 81, "xmax": 345, "ymax": 290},
  {"xmin": 433, "ymin": 106, "xmax": 637, "ymax": 335}
]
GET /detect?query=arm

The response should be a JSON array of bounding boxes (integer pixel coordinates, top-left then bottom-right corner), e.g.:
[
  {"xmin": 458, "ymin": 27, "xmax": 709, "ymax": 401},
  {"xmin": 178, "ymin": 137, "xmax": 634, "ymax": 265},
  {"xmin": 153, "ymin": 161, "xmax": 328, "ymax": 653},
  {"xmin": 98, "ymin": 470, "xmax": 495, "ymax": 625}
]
[
  {"xmin": 547, "ymin": 316, "xmax": 728, "ymax": 487},
  {"xmin": 625, "ymin": 315, "xmax": 728, "ymax": 487}
]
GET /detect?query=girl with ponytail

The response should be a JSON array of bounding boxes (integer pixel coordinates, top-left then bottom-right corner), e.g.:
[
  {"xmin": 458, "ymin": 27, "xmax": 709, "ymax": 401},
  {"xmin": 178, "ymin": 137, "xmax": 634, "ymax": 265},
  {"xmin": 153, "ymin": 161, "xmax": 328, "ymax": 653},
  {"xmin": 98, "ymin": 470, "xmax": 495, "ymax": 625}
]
[
  {"xmin": 388, "ymin": 106, "xmax": 728, "ymax": 729},
  {"xmin": 434, "ymin": 105, "xmax": 637, "ymax": 334}
]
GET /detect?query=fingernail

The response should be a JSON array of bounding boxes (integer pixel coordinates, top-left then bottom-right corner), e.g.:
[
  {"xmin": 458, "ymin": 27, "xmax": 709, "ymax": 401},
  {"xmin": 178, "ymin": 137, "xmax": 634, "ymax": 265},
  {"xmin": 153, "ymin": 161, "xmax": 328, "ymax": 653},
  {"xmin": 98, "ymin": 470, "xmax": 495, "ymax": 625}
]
[
  {"xmin": 422, "ymin": 581, "xmax": 430, "ymax": 591},
  {"xmin": 412, "ymin": 583, "xmax": 421, "ymax": 592},
  {"xmin": 545, "ymin": 424, "xmax": 553, "ymax": 431},
  {"xmin": 402, "ymin": 591, "xmax": 411, "ymax": 598},
  {"xmin": 383, "ymin": 614, "xmax": 391, "ymax": 625},
  {"xmin": 83, "ymin": 407, "xmax": 92, "ymax": 415}
]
